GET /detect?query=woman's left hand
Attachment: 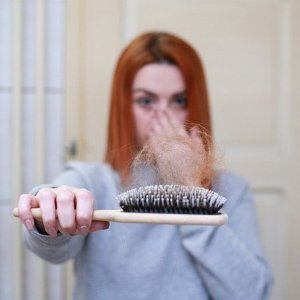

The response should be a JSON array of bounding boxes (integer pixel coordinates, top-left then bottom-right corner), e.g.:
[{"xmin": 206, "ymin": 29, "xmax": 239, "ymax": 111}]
[{"xmin": 147, "ymin": 110, "xmax": 208, "ymax": 186}]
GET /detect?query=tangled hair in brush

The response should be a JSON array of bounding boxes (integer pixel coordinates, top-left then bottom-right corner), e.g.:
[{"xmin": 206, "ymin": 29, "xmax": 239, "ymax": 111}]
[
  {"xmin": 118, "ymin": 184, "xmax": 227, "ymax": 214},
  {"xmin": 130, "ymin": 126, "xmax": 219, "ymax": 189}
]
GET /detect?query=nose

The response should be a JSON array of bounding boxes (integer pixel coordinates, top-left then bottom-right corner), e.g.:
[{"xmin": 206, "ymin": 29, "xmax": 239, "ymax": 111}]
[{"xmin": 154, "ymin": 99, "xmax": 168, "ymax": 114}]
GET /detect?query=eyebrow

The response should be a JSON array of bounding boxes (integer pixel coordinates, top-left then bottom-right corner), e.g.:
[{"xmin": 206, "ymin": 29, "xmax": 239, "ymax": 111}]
[
  {"xmin": 132, "ymin": 88, "xmax": 157, "ymax": 97},
  {"xmin": 132, "ymin": 88, "xmax": 187, "ymax": 97}
]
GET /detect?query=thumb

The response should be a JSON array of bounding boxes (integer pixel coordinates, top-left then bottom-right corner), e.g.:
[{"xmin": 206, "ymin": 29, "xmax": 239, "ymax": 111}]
[{"xmin": 89, "ymin": 221, "xmax": 110, "ymax": 232}]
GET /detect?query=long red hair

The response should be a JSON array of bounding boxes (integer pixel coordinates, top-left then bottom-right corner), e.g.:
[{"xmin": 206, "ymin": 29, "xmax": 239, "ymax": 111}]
[{"xmin": 105, "ymin": 32, "xmax": 212, "ymax": 180}]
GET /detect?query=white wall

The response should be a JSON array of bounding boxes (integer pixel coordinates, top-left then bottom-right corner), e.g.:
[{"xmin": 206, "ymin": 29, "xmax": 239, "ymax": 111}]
[{"xmin": 0, "ymin": 1, "xmax": 68, "ymax": 299}]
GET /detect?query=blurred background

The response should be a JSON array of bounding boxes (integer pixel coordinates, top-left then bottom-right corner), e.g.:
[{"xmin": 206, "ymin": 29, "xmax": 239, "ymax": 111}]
[{"xmin": 1, "ymin": 0, "xmax": 299, "ymax": 299}]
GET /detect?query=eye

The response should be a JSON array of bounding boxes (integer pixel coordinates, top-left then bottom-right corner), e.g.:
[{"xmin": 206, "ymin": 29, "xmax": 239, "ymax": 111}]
[
  {"xmin": 134, "ymin": 96, "xmax": 155, "ymax": 109},
  {"xmin": 171, "ymin": 95, "xmax": 188, "ymax": 109}
]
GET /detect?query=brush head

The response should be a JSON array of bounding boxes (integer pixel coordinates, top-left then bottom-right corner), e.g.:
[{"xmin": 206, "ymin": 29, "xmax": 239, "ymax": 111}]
[{"xmin": 118, "ymin": 185, "xmax": 227, "ymax": 215}]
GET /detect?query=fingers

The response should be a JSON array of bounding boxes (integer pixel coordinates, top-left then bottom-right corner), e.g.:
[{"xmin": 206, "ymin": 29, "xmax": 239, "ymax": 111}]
[
  {"xmin": 155, "ymin": 111, "xmax": 174, "ymax": 135},
  {"xmin": 89, "ymin": 221, "xmax": 110, "ymax": 232},
  {"xmin": 18, "ymin": 185, "xmax": 109, "ymax": 237},
  {"xmin": 53, "ymin": 187, "xmax": 92, "ymax": 236},
  {"xmin": 163, "ymin": 110, "xmax": 187, "ymax": 136},
  {"xmin": 38, "ymin": 188, "xmax": 58, "ymax": 237},
  {"xmin": 55, "ymin": 187, "xmax": 76, "ymax": 235},
  {"xmin": 18, "ymin": 194, "xmax": 39, "ymax": 231},
  {"xmin": 51, "ymin": 187, "xmax": 109, "ymax": 236},
  {"xmin": 75, "ymin": 189, "xmax": 94, "ymax": 235},
  {"xmin": 150, "ymin": 110, "xmax": 187, "ymax": 137}
]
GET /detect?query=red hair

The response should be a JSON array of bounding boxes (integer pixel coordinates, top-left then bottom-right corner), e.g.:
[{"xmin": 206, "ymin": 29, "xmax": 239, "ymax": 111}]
[{"xmin": 105, "ymin": 32, "xmax": 212, "ymax": 180}]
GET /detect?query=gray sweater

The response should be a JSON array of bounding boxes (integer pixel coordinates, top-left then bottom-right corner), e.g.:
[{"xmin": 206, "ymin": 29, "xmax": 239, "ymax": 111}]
[{"xmin": 24, "ymin": 162, "xmax": 273, "ymax": 300}]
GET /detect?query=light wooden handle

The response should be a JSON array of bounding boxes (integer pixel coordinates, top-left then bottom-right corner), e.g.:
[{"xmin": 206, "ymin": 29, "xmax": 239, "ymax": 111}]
[
  {"xmin": 13, "ymin": 207, "xmax": 228, "ymax": 225},
  {"xmin": 12, "ymin": 208, "xmax": 116, "ymax": 222}
]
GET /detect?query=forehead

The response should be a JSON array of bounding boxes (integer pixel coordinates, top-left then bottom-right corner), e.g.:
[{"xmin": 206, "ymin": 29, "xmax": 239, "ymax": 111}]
[{"xmin": 132, "ymin": 63, "xmax": 185, "ymax": 92}]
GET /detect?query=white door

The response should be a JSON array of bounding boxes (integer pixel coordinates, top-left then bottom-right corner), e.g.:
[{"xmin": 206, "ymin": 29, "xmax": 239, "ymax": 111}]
[{"xmin": 66, "ymin": 1, "xmax": 300, "ymax": 299}]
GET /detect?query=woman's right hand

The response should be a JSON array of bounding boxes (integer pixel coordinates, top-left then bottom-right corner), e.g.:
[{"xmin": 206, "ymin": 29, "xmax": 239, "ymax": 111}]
[{"xmin": 18, "ymin": 186, "xmax": 110, "ymax": 238}]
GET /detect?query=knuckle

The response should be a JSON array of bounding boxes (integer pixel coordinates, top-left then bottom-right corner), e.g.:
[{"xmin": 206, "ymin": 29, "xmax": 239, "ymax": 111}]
[
  {"xmin": 56, "ymin": 185, "xmax": 71, "ymax": 191},
  {"xmin": 38, "ymin": 195, "xmax": 52, "ymax": 206},
  {"xmin": 19, "ymin": 194, "xmax": 31, "ymax": 202},
  {"xmin": 38, "ymin": 189, "xmax": 55, "ymax": 199},
  {"xmin": 59, "ymin": 185, "xmax": 69, "ymax": 189},
  {"xmin": 76, "ymin": 189, "xmax": 93, "ymax": 200},
  {"xmin": 57, "ymin": 190, "xmax": 74, "ymax": 204}
]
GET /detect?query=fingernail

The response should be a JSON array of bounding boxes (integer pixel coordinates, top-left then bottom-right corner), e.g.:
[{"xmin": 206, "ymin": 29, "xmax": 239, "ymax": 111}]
[
  {"xmin": 48, "ymin": 227, "xmax": 57, "ymax": 238},
  {"xmin": 94, "ymin": 222, "xmax": 110, "ymax": 231},
  {"xmin": 102, "ymin": 222, "xmax": 110, "ymax": 230},
  {"xmin": 79, "ymin": 225, "xmax": 89, "ymax": 235},
  {"xmin": 25, "ymin": 219, "xmax": 33, "ymax": 231}
]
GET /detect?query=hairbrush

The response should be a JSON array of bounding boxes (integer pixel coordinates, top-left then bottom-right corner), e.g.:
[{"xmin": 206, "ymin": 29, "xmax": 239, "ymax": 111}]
[{"xmin": 13, "ymin": 184, "xmax": 228, "ymax": 226}]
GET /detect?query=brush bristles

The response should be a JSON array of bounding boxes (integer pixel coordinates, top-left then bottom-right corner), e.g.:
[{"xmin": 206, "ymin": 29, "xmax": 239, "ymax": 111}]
[{"xmin": 118, "ymin": 185, "xmax": 227, "ymax": 215}]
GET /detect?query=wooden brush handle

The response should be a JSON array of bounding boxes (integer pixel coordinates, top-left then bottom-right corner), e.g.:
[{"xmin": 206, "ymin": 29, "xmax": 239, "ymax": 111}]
[{"xmin": 13, "ymin": 207, "xmax": 228, "ymax": 225}]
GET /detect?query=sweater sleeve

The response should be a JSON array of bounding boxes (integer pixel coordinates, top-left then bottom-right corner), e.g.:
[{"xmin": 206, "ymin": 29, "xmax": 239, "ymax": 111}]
[
  {"xmin": 22, "ymin": 166, "xmax": 89, "ymax": 264},
  {"xmin": 179, "ymin": 173, "xmax": 273, "ymax": 300}
]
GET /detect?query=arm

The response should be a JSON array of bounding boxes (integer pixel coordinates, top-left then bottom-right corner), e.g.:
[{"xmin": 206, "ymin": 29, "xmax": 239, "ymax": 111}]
[
  {"xmin": 179, "ymin": 174, "xmax": 273, "ymax": 300},
  {"xmin": 23, "ymin": 225, "xmax": 85, "ymax": 264}
]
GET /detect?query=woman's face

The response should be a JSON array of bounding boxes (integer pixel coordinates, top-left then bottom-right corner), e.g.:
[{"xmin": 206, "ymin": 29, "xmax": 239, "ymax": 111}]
[{"xmin": 132, "ymin": 63, "xmax": 188, "ymax": 146}]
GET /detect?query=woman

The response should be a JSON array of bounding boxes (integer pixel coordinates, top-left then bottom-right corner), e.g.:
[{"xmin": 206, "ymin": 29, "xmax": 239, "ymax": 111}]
[{"xmin": 18, "ymin": 32, "xmax": 273, "ymax": 299}]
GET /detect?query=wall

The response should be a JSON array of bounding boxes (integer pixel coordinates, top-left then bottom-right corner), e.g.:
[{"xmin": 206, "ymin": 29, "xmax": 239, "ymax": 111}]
[{"xmin": 0, "ymin": 1, "xmax": 69, "ymax": 299}]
